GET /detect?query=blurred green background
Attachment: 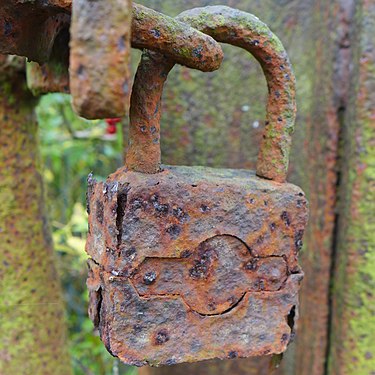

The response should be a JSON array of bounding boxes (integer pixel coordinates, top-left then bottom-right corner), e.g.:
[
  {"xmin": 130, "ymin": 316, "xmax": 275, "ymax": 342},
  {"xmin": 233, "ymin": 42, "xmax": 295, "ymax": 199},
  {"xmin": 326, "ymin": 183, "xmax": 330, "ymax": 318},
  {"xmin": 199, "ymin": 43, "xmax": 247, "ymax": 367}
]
[{"xmin": 37, "ymin": 94, "xmax": 135, "ymax": 375}]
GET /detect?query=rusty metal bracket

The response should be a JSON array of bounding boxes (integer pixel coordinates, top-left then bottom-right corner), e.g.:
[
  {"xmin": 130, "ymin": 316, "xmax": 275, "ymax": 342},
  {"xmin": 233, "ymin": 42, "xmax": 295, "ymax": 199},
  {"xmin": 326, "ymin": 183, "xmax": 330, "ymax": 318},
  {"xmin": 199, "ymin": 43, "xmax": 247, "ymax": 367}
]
[
  {"xmin": 26, "ymin": 23, "xmax": 70, "ymax": 96},
  {"xmin": 69, "ymin": 0, "xmax": 133, "ymax": 119},
  {"xmin": 1, "ymin": 1, "xmax": 223, "ymax": 119},
  {"xmin": 69, "ymin": 3, "xmax": 224, "ymax": 119},
  {"xmin": 0, "ymin": 1, "xmax": 223, "ymax": 70},
  {"xmin": 0, "ymin": 1, "xmax": 70, "ymax": 64}
]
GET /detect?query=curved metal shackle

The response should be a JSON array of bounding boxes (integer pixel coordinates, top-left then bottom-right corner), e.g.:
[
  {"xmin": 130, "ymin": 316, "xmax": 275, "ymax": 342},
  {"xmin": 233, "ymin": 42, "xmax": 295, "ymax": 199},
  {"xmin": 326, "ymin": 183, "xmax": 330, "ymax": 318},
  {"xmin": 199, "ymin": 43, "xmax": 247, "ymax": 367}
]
[{"xmin": 126, "ymin": 6, "xmax": 296, "ymax": 183}]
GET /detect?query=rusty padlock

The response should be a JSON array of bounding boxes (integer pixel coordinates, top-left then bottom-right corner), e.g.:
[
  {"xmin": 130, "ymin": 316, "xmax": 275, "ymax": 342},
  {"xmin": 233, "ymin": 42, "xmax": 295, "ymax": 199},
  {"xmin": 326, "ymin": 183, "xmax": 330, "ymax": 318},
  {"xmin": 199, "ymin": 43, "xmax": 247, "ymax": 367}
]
[{"xmin": 86, "ymin": 6, "xmax": 308, "ymax": 367}]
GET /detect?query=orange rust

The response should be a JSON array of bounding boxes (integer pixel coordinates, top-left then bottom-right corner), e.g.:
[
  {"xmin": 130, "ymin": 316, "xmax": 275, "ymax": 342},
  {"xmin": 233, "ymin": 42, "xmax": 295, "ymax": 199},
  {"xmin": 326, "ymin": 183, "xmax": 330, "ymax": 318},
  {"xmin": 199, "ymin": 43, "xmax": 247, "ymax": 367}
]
[
  {"xmin": 86, "ymin": 164, "xmax": 308, "ymax": 365},
  {"xmin": 69, "ymin": 2, "xmax": 223, "ymax": 119},
  {"xmin": 0, "ymin": 2, "xmax": 70, "ymax": 63},
  {"xmin": 80, "ymin": 5, "xmax": 306, "ymax": 368},
  {"xmin": 1, "ymin": 2, "xmax": 224, "ymax": 120},
  {"xmin": 0, "ymin": 2, "xmax": 224, "ymax": 71},
  {"xmin": 70, "ymin": 0, "xmax": 132, "ymax": 119},
  {"xmin": 131, "ymin": 245, "xmax": 288, "ymax": 315},
  {"xmin": 126, "ymin": 6, "xmax": 296, "ymax": 182}
]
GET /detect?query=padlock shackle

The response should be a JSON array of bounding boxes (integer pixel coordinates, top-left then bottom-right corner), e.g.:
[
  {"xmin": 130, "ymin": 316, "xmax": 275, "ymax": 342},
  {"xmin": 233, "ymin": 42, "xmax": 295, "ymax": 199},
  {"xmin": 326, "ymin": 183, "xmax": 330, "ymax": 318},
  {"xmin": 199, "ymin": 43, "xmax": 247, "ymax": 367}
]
[{"xmin": 126, "ymin": 6, "xmax": 296, "ymax": 183}]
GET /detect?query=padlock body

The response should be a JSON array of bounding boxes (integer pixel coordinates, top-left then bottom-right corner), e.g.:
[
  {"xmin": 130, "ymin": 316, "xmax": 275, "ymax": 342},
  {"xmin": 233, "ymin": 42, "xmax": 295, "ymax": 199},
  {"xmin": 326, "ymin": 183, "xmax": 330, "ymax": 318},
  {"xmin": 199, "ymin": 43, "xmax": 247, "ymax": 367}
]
[{"xmin": 86, "ymin": 165, "xmax": 308, "ymax": 366}]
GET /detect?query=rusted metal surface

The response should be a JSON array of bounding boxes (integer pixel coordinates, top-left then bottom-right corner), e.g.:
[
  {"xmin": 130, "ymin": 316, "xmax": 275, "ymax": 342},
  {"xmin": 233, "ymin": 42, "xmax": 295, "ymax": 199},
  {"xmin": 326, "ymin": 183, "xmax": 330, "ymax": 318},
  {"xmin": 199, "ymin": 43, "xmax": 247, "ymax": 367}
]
[
  {"xmin": 131, "ymin": 1, "xmax": 373, "ymax": 374},
  {"xmin": 1, "ymin": 2, "xmax": 223, "ymax": 116},
  {"xmin": 126, "ymin": 6, "xmax": 296, "ymax": 182},
  {"xmin": 0, "ymin": 1, "xmax": 70, "ymax": 63},
  {"xmin": 1, "ymin": 1, "xmax": 223, "ymax": 71},
  {"xmin": 70, "ymin": 0, "xmax": 132, "ymax": 119},
  {"xmin": 26, "ymin": 21, "xmax": 70, "ymax": 95},
  {"xmin": 83, "ymin": 5, "xmax": 306, "ymax": 367},
  {"xmin": 26, "ymin": 60, "xmax": 70, "ymax": 95},
  {"xmin": 139, "ymin": 357, "xmax": 273, "ymax": 375},
  {"xmin": 131, "ymin": 240, "xmax": 288, "ymax": 315},
  {"xmin": 1, "ymin": 2, "xmax": 224, "ymax": 71},
  {"xmin": 69, "ymin": 3, "xmax": 222, "ymax": 116},
  {"xmin": 130, "ymin": 4, "xmax": 223, "ymax": 72},
  {"xmin": 69, "ymin": 1, "xmax": 222, "ymax": 116},
  {"xmin": 86, "ymin": 164, "xmax": 308, "ymax": 365},
  {"xmin": 69, "ymin": 2, "xmax": 223, "ymax": 119}
]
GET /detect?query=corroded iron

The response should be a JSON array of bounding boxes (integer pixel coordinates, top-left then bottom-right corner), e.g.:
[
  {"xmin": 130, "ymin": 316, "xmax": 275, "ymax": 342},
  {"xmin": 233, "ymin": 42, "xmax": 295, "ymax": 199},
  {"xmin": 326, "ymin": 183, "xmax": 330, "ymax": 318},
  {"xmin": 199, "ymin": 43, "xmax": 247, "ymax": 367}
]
[
  {"xmin": 70, "ymin": 0, "xmax": 132, "ymax": 119},
  {"xmin": 86, "ymin": 167, "xmax": 308, "ymax": 366},
  {"xmin": 127, "ymin": 6, "xmax": 296, "ymax": 182},
  {"xmin": 1, "ymin": 1, "xmax": 223, "ymax": 119},
  {"xmin": 69, "ymin": 2, "xmax": 223, "ymax": 119},
  {"xmin": 86, "ymin": 6, "xmax": 308, "ymax": 367},
  {"xmin": 0, "ymin": 1, "xmax": 70, "ymax": 63},
  {"xmin": 130, "ymin": 4, "xmax": 223, "ymax": 72},
  {"xmin": 0, "ymin": 2, "xmax": 223, "ymax": 72},
  {"xmin": 26, "ymin": 24, "xmax": 70, "ymax": 95}
]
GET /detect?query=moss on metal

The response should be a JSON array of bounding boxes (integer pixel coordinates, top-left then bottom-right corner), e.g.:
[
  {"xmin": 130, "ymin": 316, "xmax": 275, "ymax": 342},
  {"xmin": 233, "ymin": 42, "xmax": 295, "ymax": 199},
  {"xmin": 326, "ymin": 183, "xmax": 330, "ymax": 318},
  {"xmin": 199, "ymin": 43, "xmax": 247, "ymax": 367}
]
[
  {"xmin": 0, "ymin": 56, "xmax": 72, "ymax": 375},
  {"xmin": 327, "ymin": 0, "xmax": 375, "ymax": 373},
  {"xmin": 126, "ymin": 6, "xmax": 296, "ymax": 184}
]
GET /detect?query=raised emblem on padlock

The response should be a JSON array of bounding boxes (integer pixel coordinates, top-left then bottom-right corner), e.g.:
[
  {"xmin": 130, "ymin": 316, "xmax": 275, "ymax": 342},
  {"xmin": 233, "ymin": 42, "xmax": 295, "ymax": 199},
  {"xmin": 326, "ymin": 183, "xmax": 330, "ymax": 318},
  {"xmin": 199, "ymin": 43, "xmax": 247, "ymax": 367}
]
[{"xmin": 86, "ymin": 6, "xmax": 308, "ymax": 366}]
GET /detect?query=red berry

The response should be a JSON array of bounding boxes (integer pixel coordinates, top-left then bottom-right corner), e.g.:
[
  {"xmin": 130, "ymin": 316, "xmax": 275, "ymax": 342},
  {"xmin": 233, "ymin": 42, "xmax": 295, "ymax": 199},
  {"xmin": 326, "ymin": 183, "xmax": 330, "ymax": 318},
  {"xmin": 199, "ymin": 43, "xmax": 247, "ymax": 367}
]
[
  {"xmin": 106, "ymin": 124, "xmax": 117, "ymax": 134},
  {"xmin": 105, "ymin": 118, "xmax": 121, "ymax": 126}
]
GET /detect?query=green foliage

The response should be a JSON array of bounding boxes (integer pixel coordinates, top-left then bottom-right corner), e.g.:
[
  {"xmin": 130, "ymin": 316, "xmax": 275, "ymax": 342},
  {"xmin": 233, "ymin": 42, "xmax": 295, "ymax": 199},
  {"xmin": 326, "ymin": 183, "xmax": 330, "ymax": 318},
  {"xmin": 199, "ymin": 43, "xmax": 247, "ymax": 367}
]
[
  {"xmin": 36, "ymin": 93, "xmax": 123, "ymax": 223},
  {"xmin": 36, "ymin": 94, "xmax": 135, "ymax": 375}
]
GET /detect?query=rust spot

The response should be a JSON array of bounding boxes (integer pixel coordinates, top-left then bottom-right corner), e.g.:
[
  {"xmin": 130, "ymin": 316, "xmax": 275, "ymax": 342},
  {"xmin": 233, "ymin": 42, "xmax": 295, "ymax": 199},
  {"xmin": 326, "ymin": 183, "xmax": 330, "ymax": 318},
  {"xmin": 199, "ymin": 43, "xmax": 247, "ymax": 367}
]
[
  {"xmin": 228, "ymin": 351, "xmax": 238, "ymax": 359},
  {"xmin": 200, "ymin": 204, "xmax": 210, "ymax": 213},
  {"xmin": 181, "ymin": 250, "xmax": 192, "ymax": 258},
  {"xmin": 192, "ymin": 46, "xmax": 203, "ymax": 59},
  {"xmin": 166, "ymin": 224, "xmax": 181, "ymax": 238},
  {"xmin": 281, "ymin": 333, "xmax": 289, "ymax": 343},
  {"xmin": 281, "ymin": 211, "xmax": 291, "ymax": 227},
  {"xmin": 154, "ymin": 329, "xmax": 170, "ymax": 345},
  {"xmin": 244, "ymin": 259, "xmax": 258, "ymax": 271},
  {"xmin": 122, "ymin": 247, "xmax": 136, "ymax": 260},
  {"xmin": 77, "ymin": 64, "xmax": 85, "ymax": 76},
  {"xmin": 143, "ymin": 271, "xmax": 157, "ymax": 285},
  {"xmin": 96, "ymin": 200, "xmax": 104, "ymax": 224},
  {"xmin": 150, "ymin": 29, "xmax": 161, "ymax": 38},
  {"xmin": 295, "ymin": 230, "xmax": 304, "ymax": 251}
]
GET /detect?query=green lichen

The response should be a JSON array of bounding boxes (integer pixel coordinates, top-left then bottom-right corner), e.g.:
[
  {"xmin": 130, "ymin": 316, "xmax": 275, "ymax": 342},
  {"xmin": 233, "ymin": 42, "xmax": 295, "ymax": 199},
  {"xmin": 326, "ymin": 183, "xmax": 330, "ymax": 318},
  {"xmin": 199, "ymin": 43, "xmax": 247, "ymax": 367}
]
[
  {"xmin": 0, "ymin": 62, "xmax": 72, "ymax": 375},
  {"xmin": 327, "ymin": 0, "xmax": 375, "ymax": 373}
]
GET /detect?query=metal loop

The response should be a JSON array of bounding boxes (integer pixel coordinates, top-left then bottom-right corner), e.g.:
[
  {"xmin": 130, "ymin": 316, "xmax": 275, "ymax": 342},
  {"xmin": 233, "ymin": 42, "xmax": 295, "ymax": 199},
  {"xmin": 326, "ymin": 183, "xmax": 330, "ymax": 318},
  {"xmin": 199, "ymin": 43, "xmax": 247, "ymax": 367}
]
[
  {"xmin": 0, "ymin": 2, "xmax": 223, "ymax": 71},
  {"xmin": 126, "ymin": 6, "xmax": 296, "ymax": 182}
]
